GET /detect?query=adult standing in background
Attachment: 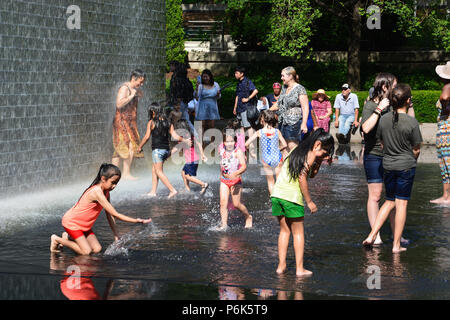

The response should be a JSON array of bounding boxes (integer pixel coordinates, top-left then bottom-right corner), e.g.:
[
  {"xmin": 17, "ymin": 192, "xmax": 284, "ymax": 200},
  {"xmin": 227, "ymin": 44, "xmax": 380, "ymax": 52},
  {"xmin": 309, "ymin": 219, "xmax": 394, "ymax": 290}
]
[
  {"xmin": 270, "ymin": 66, "xmax": 309, "ymax": 151},
  {"xmin": 234, "ymin": 66, "xmax": 258, "ymax": 156},
  {"xmin": 334, "ymin": 83, "xmax": 360, "ymax": 144},
  {"xmin": 360, "ymin": 73, "xmax": 397, "ymax": 245},
  {"xmin": 112, "ymin": 69, "xmax": 146, "ymax": 180},
  {"xmin": 171, "ymin": 63, "xmax": 194, "ymax": 126},
  {"xmin": 431, "ymin": 61, "xmax": 450, "ymax": 205},
  {"xmin": 195, "ymin": 69, "xmax": 221, "ymax": 133}
]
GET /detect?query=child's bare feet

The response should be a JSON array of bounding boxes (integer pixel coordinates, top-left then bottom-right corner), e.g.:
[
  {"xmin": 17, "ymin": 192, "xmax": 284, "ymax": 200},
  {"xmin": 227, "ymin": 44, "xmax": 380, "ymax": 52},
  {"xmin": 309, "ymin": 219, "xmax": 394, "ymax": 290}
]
[
  {"xmin": 392, "ymin": 247, "xmax": 407, "ymax": 253},
  {"xmin": 57, "ymin": 232, "xmax": 68, "ymax": 250},
  {"xmin": 244, "ymin": 215, "xmax": 253, "ymax": 228},
  {"xmin": 217, "ymin": 224, "xmax": 228, "ymax": 231},
  {"xmin": 200, "ymin": 183, "xmax": 209, "ymax": 195},
  {"xmin": 276, "ymin": 263, "xmax": 287, "ymax": 275},
  {"xmin": 168, "ymin": 190, "xmax": 178, "ymax": 199},
  {"xmin": 296, "ymin": 269, "xmax": 313, "ymax": 277},
  {"xmin": 147, "ymin": 192, "xmax": 157, "ymax": 197},
  {"xmin": 50, "ymin": 235, "xmax": 60, "ymax": 252}
]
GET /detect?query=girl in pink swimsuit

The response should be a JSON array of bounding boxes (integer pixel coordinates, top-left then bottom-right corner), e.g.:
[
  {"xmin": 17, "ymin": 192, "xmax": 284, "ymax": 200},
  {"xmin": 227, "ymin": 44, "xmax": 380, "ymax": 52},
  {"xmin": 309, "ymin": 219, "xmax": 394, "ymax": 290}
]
[
  {"xmin": 50, "ymin": 164, "xmax": 152, "ymax": 255},
  {"xmin": 219, "ymin": 129, "xmax": 252, "ymax": 230}
]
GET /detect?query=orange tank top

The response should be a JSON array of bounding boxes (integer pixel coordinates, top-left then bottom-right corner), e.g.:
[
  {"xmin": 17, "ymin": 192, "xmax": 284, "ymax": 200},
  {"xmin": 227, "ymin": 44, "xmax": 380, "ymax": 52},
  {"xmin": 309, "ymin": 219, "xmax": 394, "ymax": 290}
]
[{"xmin": 62, "ymin": 186, "xmax": 109, "ymax": 231}]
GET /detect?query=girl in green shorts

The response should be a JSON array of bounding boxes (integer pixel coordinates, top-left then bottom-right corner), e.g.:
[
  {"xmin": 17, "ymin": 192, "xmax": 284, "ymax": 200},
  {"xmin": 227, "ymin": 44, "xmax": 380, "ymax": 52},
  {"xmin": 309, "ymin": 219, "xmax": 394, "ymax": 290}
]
[{"xmin": 271, "ymin": 128, "xmax": 334, "ymax": 276}]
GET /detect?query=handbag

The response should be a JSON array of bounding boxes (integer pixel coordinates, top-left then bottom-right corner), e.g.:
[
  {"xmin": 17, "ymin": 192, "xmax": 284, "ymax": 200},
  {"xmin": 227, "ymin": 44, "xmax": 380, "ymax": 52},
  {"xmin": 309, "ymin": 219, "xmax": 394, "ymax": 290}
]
[{"xmin": 244, "ymin": 78, "xmax": 259, "ymax": 122}]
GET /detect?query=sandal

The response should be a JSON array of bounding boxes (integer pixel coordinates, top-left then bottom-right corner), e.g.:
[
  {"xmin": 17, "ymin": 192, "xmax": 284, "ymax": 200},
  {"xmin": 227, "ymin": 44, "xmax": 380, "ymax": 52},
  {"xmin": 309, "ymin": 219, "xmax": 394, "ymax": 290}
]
[{"xmin": 200, "ymin": 183, "xmax": 209, "ymax": 195}]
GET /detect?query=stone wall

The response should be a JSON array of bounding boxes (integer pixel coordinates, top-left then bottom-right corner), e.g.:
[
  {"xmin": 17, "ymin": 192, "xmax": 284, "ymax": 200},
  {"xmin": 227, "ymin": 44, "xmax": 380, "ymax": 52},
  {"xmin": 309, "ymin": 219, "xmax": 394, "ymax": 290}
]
[
  {"xmin": 0, "ymin": 0, "xmax": 166, "ymax": 197},
  {"xmin": 187, "ymin": 50, "xmax": 450, "ymax": 76}
]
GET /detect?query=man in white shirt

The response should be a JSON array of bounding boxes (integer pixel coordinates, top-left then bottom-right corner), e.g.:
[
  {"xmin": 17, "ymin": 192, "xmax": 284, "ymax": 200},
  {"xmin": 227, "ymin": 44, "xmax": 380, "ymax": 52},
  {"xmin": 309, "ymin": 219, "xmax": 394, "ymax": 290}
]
[{"xmin": 334, "ymin": 83, "xmax": 360, "ymax": 144}]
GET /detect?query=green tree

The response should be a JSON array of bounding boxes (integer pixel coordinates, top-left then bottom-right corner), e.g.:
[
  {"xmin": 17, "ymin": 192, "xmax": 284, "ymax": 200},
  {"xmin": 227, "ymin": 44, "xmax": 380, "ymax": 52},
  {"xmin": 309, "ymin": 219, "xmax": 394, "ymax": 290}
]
[
  {"xmin": 268, "ymin": 0, "xmax": 449, "ymax": 89},
  {"xmin": 265, "ymin": 0, "xmax": 322, "ymax": 59},
  {"xmin": 223, "ymin": 0, "xmax": 449, "ymax": 90},
  {"xmin": 222, "ymin": 0, "xmax": 272, "ymax": 50},
  {"xmin": 166, "ymin": 0, "xmax": 187, "ymax": 70}
]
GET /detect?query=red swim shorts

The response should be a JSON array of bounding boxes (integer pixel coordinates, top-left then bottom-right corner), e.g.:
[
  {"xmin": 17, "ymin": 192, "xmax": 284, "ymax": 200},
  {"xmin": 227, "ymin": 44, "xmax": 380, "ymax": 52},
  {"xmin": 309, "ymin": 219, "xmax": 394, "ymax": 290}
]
[
  {"xmin": 64, "ymin": 227, "xmax": 95, "ymax": 240},
  {"xmin": 221, "ymin": 177, "xmax": 242, "ymax": 188}
]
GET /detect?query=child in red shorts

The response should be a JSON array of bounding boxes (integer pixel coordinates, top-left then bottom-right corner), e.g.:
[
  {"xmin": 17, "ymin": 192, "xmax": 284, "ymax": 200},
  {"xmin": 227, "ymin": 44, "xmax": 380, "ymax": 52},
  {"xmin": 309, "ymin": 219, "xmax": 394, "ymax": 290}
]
[{"xmin": 50, "ymin": 164, "xmax": 152, "ymax": 255}]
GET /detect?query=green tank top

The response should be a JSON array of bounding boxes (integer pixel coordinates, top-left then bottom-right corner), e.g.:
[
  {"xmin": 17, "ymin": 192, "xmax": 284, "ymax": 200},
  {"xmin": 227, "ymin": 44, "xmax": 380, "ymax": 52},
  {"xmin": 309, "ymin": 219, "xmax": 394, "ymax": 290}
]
[{"xmin": 271, "ymin": 149, "xmax": 304, "ymax": 206}]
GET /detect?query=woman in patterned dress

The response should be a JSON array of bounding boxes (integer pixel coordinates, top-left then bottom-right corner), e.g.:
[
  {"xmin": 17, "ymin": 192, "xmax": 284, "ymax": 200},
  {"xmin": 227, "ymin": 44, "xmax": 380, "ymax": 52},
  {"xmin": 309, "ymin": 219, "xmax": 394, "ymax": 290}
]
[
  {"xmin": 311, "ymin": 89, "xmax": 332, "ymax": 132},
  {"xmin": 269, "ymin": 66, "xmax": 309, "ymax": 151},
  {"xmin": 431, "ymin": 61, "xmax": 450, "ymax": 204},
  {"xmin": 112, "ymin": 70, "xmax": 145, "ymax": 180}
]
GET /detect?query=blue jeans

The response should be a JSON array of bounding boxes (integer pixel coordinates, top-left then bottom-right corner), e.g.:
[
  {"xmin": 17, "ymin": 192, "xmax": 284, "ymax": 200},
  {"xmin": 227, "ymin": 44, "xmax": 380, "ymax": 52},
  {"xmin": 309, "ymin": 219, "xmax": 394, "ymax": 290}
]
[{"xmin": 338, "ymin": 114, "xmax": 355, "ymax": 135}]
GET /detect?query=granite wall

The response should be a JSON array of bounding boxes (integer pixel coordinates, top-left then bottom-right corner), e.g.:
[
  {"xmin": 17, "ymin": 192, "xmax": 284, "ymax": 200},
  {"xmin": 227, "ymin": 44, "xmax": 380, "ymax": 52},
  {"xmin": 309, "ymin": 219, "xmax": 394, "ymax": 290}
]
[{"xmin": 0, "ymin": 0, "xmax": 166, "ymax": 197}]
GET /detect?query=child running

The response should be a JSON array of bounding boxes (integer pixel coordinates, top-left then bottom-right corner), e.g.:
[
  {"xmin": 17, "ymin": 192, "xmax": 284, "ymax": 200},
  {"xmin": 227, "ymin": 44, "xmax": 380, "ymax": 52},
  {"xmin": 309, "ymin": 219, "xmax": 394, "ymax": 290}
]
[
  {"xmin": 245, "ymin": 110, "xmax": 288, "ymax": 195},
  {"xmin": 228, "ymin": 118, "xmax": 247, "ymax": 154},
  {"xmin": 138, "ymin": 104, "xmax": 190, "ymax": 198},
  {"xmin": 171, "ymin": 119, "xmax": 209, "ymax": 194},
  {"xmin": 50, "ymin": 164, "xmax": 152, "ymax": 255},
  {"xmin": 271, "ymin": 128, "xmax": 334, "ymax": 276},
  {"xmin": 363, "ymin": 84, "xmax": 422, "ymax": 253},
  {"xmin": 219, "ymin": 128, "xmax": 253, "ymax": 230}
]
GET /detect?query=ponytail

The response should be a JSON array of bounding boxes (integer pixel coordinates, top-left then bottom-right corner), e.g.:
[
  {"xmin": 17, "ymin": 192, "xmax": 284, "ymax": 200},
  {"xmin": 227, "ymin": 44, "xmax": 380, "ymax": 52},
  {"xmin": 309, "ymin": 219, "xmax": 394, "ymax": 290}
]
[
  {"xmin": 390, "ymin": 83, "xmax": 412, "ymax": 129},
  {"xmin": 77, "ymin": 163, "xmax": 121, "ymax": 202}
]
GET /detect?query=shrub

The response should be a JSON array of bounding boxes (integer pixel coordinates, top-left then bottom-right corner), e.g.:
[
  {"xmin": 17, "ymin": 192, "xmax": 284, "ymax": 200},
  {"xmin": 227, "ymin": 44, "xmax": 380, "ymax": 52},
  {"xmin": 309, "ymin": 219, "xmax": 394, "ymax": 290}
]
[{"xmin": 165, "ymin": 78, "xmax": 442, "ymax": 123}]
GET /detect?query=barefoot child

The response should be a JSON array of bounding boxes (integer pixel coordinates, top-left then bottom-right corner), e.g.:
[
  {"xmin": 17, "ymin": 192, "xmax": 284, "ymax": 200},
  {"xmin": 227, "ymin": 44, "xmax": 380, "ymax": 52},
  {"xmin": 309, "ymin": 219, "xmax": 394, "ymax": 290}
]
[
  {"xmin": 245, "ymin": 110, "xmax": 288, "ymax": 195},
  {"xmin": 227, "ymin": 118, "xmax": 246, "ymax": 153},
  {"xmin": 138, "ymin": 105, "xmax": 190, "ymax": 198},
  {"xmin": 271, "ymin": 128, "xmax": 334, "ymax": 276},
  {"xmin": 172, "ymin": 119, "xmax": 209, "ymax": 194},
  {"xmin": 50, "ymin": 164, "xmax": 152, "ymax": 255},
  {"xmin": 362, "ymin": 84, "xmax": 422, "ymax": 253},
  {"xmin": 219, "ymin": 128, "xmax": 253, "ymax": 230}
]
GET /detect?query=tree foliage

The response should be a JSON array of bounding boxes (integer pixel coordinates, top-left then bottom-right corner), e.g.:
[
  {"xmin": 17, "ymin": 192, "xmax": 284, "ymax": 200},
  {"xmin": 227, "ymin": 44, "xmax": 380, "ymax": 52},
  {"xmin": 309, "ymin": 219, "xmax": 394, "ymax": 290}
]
[
  {"xmin": 166, "ymin": 0, "xmax": 187, "ymax": 70},
  {"xmin": 264, "ymin": 0, "xmax": 322, "ymax": 59}
]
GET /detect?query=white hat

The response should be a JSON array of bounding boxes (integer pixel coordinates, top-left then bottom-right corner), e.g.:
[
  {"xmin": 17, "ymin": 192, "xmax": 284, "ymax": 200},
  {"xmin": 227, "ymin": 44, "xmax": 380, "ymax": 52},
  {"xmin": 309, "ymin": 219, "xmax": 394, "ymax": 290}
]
[{"xmin": 436, "ymin": 61, "xmax": 450, "ymax": 80}]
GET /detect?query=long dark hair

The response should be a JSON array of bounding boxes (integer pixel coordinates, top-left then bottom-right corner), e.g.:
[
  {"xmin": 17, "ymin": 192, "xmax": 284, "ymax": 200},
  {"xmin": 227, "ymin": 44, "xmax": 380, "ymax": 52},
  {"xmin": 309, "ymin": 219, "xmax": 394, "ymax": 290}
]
[
  {"xmin": 78, "ymin": 163, "xmax": 121, "ymax": 202},
  {"xmin": 152, "ymin": 106, "xmax": 170, "ymax": 135},
  {"xmin": 371, "ymin": 72, "xmax": 397, "ymax": 102},
  {"xmin": 391, "ymin": 83, "xmax": 412, "ymax": 128},
  {"xmin": 148, "ymin": 102, "xmax": 160, "ymax": 121},
  {"xmin": 287, "ymin": 128, "xmax": 334, "ymax": 181}
]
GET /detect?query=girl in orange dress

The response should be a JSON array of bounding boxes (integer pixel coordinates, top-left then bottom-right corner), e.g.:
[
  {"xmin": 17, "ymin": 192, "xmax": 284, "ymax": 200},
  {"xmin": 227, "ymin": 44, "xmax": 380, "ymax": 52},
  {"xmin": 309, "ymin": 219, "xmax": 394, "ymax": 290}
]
[{"xmin": 50, "ymin": 164, "xmax": 151, "ymax": 255}]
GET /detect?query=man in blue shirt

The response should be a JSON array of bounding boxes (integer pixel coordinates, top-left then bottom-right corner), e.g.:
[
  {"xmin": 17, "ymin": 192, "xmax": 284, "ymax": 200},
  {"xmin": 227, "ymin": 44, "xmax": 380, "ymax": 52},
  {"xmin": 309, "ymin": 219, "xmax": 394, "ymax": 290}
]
[
  {"xmin": 233, "ymin": 66, "xmax": 258, "ymax": 157},
  {"xmin": 262, "ymin": 82, "xmax": 281, "ymax": 108},
  {"xmin": 334, "ymin": 83, "xmax": 360, "ymax": 144}
]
